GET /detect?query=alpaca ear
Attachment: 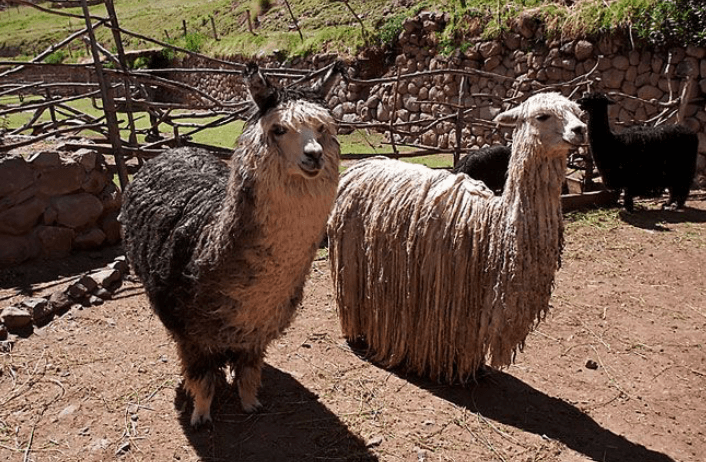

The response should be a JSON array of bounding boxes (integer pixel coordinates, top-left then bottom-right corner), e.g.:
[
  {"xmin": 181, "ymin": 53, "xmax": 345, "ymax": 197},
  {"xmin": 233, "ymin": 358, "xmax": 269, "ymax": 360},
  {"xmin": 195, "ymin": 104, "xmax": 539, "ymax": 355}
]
[
  {"xmin": 244, "ymin": 62, "xmax": 277, "ymax": 112},
  {"xmin": 494, "ymin": 106, "xmax": 520, "ymax": 125},
  {"xmin": 312, "ymin": 60, "xmax": 348, "ymax": 98}
]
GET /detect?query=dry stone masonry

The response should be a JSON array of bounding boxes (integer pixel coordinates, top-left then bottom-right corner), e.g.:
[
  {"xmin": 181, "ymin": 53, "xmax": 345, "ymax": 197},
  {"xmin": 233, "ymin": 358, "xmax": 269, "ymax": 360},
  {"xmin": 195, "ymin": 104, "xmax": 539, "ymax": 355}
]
[
  {"xmin": 181, "ymin": 11, "xmax": 706, "ymax": 189},
  {"xmin": 0, "ymin": 147, "xmax": 122, "ymax": 267}
]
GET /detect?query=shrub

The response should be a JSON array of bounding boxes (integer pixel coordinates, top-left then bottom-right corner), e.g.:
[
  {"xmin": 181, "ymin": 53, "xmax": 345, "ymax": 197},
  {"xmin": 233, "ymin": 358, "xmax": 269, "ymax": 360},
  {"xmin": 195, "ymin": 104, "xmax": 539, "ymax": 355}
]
[
  {"xmin": 44, "ymin": 50, "xmax": 67, "ymax": 64},
  {"xmin": 184, "ymin": 32, "xmax": 206, "ymax": 53},
  {"xmin": 635, "ymin": 0, "xmax": 706, "ymax": 47}
]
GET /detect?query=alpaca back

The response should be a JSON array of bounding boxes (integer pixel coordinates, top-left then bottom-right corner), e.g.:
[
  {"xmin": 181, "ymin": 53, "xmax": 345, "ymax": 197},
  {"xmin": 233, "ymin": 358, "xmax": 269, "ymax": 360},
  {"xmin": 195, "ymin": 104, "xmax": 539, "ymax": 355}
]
[
  {"xmin": 120, "ymin": 147, "xmax": 228, "ymax": 331},
  {"xmin": 616, "ymin": 124, "xmax": 698, "ymax": 194},
  {"xmin": 453, "ymin": 145, "xmax": 512, "ymax": 193},
  {"xmin": 329, "ymin": 157, "xmax": 498, "ymax": 382}
]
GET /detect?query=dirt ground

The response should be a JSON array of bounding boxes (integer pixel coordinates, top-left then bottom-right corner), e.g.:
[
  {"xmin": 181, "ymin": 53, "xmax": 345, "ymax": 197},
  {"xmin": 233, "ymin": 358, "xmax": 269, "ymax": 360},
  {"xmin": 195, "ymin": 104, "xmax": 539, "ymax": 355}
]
[{"xmin": 1, "ymin": 193, "xmax": 705, "ymax": 462}]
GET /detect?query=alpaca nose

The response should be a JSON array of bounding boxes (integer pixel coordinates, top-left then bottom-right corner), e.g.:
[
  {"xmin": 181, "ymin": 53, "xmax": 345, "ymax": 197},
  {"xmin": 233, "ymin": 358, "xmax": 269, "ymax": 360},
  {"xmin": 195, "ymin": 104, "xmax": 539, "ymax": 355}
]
[
  {"xmin": 304, "ymin": 139, "xmax": 323, "ymax": 160},
  {"xmin": 572, "ymin": 125, "xmax": 585, "ymax": 137}
]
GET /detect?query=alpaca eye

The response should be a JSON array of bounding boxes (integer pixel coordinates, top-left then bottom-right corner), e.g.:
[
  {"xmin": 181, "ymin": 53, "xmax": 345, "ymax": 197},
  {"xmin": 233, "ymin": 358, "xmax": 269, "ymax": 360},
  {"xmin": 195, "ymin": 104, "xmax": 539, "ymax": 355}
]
[
  {"xmin": 536, "ymin": 114, "xmax": 551, "ymax": 122},
  {"xmin": 317, "ymin": 124, "xmax": 327, "ymax": 134},
  {"xmin": 272, "ymin": 125, "xmax": 287, "ymax": 136}
]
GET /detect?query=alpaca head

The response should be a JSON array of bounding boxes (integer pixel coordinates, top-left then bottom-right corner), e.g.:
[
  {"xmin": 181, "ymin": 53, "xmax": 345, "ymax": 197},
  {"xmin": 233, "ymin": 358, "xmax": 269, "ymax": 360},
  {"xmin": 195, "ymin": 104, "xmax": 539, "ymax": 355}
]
[
  {"xmin": 242, "ymin": 62, "xmax": 341, "ymax": 180},
  {"xmin": 576, "ymin": 92, "xmax": 615, "ymax": 113},
  {"xmin": 494, "ymin": 92, "xmax": 586, "ymax": 158}
]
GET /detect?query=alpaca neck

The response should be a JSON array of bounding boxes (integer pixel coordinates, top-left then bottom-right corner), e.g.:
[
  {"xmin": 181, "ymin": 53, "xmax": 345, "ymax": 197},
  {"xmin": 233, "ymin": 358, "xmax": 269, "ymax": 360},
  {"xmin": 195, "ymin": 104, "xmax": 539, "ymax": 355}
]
[
  {"xmin": 493, "ymin": 131, "xmax": 565, "ymax": 291},
  {"xmin": 501, "ymin": 132, "xmax": 566, "ymax": 215},
  {"xmin": 585, "ymin": 108, "xmax": 620, "ymax": 178}
]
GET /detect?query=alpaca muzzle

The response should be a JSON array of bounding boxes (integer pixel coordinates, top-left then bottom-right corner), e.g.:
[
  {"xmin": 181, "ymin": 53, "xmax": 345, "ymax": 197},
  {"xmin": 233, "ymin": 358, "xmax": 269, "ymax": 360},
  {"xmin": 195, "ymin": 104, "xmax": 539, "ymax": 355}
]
[{"xmin": 300, "ymin": 139, "xmax": 324, "ymax": 177}]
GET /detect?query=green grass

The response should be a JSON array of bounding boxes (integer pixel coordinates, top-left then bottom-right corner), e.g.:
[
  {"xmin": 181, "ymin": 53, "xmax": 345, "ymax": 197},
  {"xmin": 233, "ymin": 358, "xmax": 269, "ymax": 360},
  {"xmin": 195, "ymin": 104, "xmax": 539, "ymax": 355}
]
[
  {"xmin": 2, "ymin": 0, "xmax": 701, "ymax": 63},
  {"xmin": 564, "ymin": 207, "xmax": 622, "ymax": 231},
  {"xmin": 2, "ymin": 94, "xmax": 241, "ymax": 149}
]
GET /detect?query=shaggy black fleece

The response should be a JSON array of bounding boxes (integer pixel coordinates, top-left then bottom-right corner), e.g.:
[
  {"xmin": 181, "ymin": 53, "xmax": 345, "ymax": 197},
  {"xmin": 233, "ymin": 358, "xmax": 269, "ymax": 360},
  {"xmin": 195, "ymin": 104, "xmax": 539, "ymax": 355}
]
[
  {"xmin": 120, "ymin": 147, "xmax": 243, "ymax": 333},
  {"xmin": 577, "ymin": 92, "xmax": 698, "ymax": 211},
  {"xmin": 453, "ymin": 145, "xmax": 512, "ymax": 194}
]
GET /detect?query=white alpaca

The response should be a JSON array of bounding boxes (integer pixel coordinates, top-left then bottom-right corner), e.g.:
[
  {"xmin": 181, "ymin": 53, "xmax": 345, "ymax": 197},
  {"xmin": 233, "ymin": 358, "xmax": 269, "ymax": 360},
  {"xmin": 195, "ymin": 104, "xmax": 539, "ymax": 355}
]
[
  {"xmin": 327, "ymin": 92, "xmax": 586, "ymax": 383},
  {"xmin": 120, "ymin": 63, "xmax": 342, "ymax": 427}
]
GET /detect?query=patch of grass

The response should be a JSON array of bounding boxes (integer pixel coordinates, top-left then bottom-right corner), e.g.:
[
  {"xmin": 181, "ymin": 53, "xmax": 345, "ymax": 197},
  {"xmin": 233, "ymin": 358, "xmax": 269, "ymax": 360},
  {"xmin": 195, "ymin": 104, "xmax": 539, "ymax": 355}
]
[
  {"xmin": 3, "ymin": 0, "xmax": 701, "ymax": 63},
  {"xmin": 565, "ymin": 207, "xmax": 622, "ymax": 231},
  {"xmin": 404, "ymin": 153, "xmax": 453, "ymax": 169}
]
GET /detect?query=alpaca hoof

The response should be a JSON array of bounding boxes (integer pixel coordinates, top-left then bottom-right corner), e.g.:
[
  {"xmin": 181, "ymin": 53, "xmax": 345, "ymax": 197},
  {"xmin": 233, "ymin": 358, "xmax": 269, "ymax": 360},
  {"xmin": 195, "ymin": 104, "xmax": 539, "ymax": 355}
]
[
  {"xmin": 662, "ymin": 203, "xmax": 680, "ymax": 211},
  {"xmin": 241, "ymin": 397, "xmax": 262, "ymax": 413},
  {"xmin": 190, "ymin": 409, "xmax": 213, "ymax": 429}
]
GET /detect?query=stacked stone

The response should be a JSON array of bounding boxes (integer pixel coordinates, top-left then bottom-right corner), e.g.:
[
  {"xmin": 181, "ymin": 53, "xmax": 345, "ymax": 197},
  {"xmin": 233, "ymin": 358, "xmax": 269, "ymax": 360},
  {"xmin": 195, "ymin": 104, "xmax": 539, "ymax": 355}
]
[
  {"xmin": 0, "ymin": 148, "xmax": 122, "ymax": 267},
  {"xmin": 326, "ymin": 12, "xmax": 706, "ymax": 187},
  {"xmin": 165, "ymin": 12, "xmax": 706, "ymax": 186},
  {"xmin": 0, "ymin": 256, "xmax": 129, "ymax": 344}
]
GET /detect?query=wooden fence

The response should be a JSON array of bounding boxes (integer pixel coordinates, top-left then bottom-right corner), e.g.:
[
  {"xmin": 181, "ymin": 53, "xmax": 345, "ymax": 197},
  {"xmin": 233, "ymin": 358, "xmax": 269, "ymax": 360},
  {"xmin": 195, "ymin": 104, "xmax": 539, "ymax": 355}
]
[{"xmin": 0, "ymin": 0, "xmax": 649, "ymax": 199}]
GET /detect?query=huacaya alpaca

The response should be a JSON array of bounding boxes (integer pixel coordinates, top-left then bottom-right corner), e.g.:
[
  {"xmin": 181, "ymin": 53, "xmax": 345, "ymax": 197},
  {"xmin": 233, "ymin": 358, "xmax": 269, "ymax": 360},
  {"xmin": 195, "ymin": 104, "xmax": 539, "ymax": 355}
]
[
  {"xmin": 327, "ymin": 92, "xmax": 586, "ymax": 383},
  {"xmin": 120, "ymin": 62, "xmax": 342, "ymax": 427}
]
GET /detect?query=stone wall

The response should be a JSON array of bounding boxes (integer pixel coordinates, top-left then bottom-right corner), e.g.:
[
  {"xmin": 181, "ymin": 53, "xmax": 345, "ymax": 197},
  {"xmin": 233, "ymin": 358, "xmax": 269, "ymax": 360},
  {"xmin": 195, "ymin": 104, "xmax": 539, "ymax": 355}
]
[
  {"xmin": 0, "ymin": 148, "xmax": 122, "ymax": 267},
  {"xmin": 177, "ymin": 11, "xmax": 706, "ymax": 188}
]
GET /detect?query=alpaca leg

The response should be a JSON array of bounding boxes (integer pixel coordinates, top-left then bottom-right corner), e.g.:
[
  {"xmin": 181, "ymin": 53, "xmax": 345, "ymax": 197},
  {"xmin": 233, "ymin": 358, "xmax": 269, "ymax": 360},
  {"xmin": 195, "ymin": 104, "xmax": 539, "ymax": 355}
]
[
  {"xmin": 184, "ymin": 370, "xmax": 217, "ymax": 427},
  {"xmin": 231, "ymin": 351, "xmax": 264, "ymax": 412},
  {"xmin": 176, "ymin": 339, "xmax": 220, "ymax": 428},
  {"xmin": 665, "ymin": 187, "xmax": 688, "ymax": 210},
  {"xmin": 623, "ymin": 191, "xmax": 634, "ymax": 212}
]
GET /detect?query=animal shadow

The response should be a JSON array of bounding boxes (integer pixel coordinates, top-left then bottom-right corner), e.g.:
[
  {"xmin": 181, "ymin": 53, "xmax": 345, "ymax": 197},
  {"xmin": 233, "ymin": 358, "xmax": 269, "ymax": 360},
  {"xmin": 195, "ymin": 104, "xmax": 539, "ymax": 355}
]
[
  {"xmin": 176, "ymin": 364, "xmax": 377, "ymax": 462},
  {"xmin": 619, "ymin": 203, "xmax": 706, "ymax": 231},
  {"xmin": 406, "ymin": 370, "xmax": 675, "ymax": 462}
]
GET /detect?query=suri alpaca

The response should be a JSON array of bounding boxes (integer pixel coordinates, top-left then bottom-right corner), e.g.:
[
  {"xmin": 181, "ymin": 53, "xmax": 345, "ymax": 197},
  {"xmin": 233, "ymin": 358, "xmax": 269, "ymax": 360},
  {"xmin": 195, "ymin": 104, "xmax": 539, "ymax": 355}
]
[
  {"xmin": 577, "ymin": 92, "xmax": 698, "ymax": 212},
  {"xmin": 327, "ymin": 92, "xmax": 586, "ymax": 383},
  {"xmin": 453, "ymin": 144, "xmax": 512, "ymax": 194},
  {"xmin": 120, "ymin": 62, "xmax": 342, "ymax": 427}
]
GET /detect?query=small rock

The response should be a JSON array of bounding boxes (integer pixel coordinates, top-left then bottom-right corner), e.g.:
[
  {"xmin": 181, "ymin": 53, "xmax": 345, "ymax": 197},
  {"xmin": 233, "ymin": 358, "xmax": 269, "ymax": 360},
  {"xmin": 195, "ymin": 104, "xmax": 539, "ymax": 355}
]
[
  {"xmin": 366, "ymin": 435, "xmax": 383, "ymax": 447},
  {"xmin": 88, "ymin": 295, "xmax": 104, "ymax": 306},
  {"xmin": 115, "ymin": 441, "xmax": 130, "ymax": 455},
  {"xmin": 87, "ymin": 438, "xmax": 110, "ymax": 452},
  {"xmin": 109, "ymin": 256, "xmax": 130, "ymax": 276},
  {"xmin": 92, "ymin": 269, "xmax": 121, "ymax": 289},
  {"xmin": 67, "ymin": 283, "xmax": 89, "ymax": 300},
  {"xmin": 0, "ymin": 306, "xmax": 32, "ymax": 329},
  {"xmin": 21, "ymin": 297, "xmax": 53, "ymax": 324},
  {"xmin": 49, "ymin": 291, "xmax": 73, "ymax": 310},
  {"xmin": 59, "ymin": 404, "xmax": 79, "ymax": 419},
  {"xmin": 93, "ymin": 287, "xmax": 113, "ymax": 300},
  {"xmin": 585, "ymin": 359, "xmax": 599, "ymax": 370},
  {"xmin": 77, "ymin": 274, "xmax": 99, "ymax": 292}
]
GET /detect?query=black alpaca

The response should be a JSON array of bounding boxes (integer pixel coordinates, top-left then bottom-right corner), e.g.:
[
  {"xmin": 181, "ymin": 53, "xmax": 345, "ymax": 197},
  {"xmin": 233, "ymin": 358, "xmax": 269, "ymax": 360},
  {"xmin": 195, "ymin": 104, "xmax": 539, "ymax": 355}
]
[
  {"xmin": 453, "ymin": 145, "xmax": 512, "ymax": 194},
  {"xmin": 577, "ymin": 92, "xmax": 698, "ymax": 212}
]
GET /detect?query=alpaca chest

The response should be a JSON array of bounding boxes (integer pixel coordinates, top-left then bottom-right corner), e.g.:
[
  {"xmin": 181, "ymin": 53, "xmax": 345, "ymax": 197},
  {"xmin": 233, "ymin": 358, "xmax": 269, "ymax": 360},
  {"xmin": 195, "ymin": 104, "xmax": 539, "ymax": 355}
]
[{"xmin": 213, "ymin": 192, "xmax": 332, "ymax": 346}]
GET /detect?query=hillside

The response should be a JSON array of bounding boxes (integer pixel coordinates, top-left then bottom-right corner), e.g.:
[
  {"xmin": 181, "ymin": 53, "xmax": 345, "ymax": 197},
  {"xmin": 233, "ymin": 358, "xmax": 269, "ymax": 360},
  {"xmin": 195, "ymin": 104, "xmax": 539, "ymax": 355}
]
[{"xmin": 0, "ymin": 0, "xmax": 705, "ymax": 63}]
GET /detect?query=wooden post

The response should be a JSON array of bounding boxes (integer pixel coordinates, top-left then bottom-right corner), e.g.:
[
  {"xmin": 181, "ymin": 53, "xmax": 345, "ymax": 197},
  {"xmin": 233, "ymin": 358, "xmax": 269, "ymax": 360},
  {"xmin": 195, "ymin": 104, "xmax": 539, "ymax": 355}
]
[
  {"xmin": 182, "ymin": 19, "xmax": 188, "ymax": 38},
  {"xmin": 80, "ymin": 0, "xmax": 129, "ymax": 191},
  {"xmin": 582, "ymin": 149, "xmax": 595, "ymax": 192},
  {"xmin": 173, "ymin": 124, "xmax": 181, "ymax": 147},
  {"xmin": 210, "ymin": 16, "xmax": 218, "ymax": 40},
  {"xmin": 454, "ymin": 75, "xmax": 466, "ymax": 168},
  {"xmin": 389, "ymin": 69, "xmax": 401, "ymax": 157},
  {"xmin": 283, "ymin": 0, "xmax": 303, "ymax": 43},
  {"xmin": 46, "ymin": 89, "xmax": 58, "ymax": 130},
  {"xmin": 245, "ymin": 10, "xmax": 257, "ymax": 36},
  {"xmin": 104, "ymin": 0, "xmax": 138, "ymax": 146}
]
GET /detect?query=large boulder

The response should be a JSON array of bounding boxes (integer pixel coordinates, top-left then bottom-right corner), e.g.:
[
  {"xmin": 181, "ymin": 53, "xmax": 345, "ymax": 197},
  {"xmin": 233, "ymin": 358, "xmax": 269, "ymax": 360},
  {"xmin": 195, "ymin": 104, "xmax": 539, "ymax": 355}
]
[
  {"xmin": 35, "ymin": 160, "xmax": 84, "ymax": 196},
  {"xmin": 0, "ymin": 233, "xmax": 39, "ymax": 267},
  {"xmin": 0, "ymin": 197, "xmax": 46, "ymax": 235},
  {"xmin": 0, "ymin": 155, "xmax": 34, "ymax": 198},
  {"xmin": 50, "ymin": 193, "xmax": 104, "ymax": 229}
]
